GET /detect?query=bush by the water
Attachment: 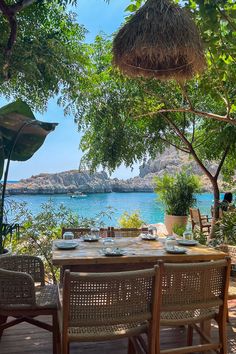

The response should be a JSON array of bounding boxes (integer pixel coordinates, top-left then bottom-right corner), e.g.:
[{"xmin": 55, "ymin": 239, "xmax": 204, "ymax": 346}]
[
  {"xmin": 118, "ymin": 210, "xmax": 144, "ymax": 228},
  {"xmin": 10, "ymin": 200, "xmax": 113, "ymax": 283}
]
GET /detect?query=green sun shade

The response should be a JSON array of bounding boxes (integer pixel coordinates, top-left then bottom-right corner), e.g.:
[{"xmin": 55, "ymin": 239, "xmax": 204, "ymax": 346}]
[{"xmin": 0, "ymin": 99, "xmax": 58, "ymax": 179}]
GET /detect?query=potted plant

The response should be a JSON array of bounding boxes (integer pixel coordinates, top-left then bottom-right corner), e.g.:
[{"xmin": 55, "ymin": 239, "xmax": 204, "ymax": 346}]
[{"xmin": 154, "ymin": 171, "xmax": 200, "ymax": 234}]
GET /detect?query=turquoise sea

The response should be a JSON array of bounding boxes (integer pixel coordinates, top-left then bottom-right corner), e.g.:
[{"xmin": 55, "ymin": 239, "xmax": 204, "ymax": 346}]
[{"xmin": 8, "ymin": 192, "xmax": 222, "ymax": 226}]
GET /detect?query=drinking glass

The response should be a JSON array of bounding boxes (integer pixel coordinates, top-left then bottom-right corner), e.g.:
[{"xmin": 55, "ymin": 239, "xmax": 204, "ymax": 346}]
[
  {"xmin": 165, "ymin": 236, "xmax": 176, "ymax": 249},
  {"xmin": 63, "ymin": 231, "xmax": 74, "ymax": 240},
  {"xmin": 148, "ymin": 226, "xmax": 157, "ymax": 236},
  {"xmin": 148, "ymin": 226, "xmax": 154, "ymax": 235},
  {"xmin": 91, "ymin": 227, "xmax": 100, "ymax": 239},
  {"xmin": 183, "ymin": 230, "xmax": 193, "ymax": 240}
]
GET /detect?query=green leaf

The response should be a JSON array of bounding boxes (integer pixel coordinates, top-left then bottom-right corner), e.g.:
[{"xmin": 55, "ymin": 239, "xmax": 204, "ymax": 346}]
[
  {"xmin": 125, "ymin": 4, "xmax": 138, "ymax": 12},
  {"xmin": 0, "ymin": 100, "xmax": 58, "ymax": 177},
  {"xmin": 0, "ymin": 100, "xmax": 35, "ymax": 120}
]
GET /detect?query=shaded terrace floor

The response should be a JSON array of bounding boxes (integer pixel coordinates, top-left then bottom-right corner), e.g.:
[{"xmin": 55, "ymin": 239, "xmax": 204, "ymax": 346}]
[{"xmin": 0, "ymin": 300, "xmax": 236, "ymax": 354}]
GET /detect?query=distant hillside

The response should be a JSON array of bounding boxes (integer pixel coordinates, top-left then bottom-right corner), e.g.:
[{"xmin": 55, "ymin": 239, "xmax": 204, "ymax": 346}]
[{"xmin": 6, "ymin": 147, "xmax": 229, "ymax": 195}]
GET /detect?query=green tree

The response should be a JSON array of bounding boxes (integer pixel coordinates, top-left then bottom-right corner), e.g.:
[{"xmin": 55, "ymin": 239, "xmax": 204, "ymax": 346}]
[
  {"xmin": 65, "ymin": 31, "xmax": 236, "ymax": 228},
  {"xmin": 0, "ymin": 0, "xmax": 86, "ymax": 110}
]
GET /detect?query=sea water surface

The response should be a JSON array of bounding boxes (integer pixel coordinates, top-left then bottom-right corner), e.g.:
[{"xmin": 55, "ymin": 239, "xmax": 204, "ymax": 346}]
[{"xmin": 8, "ymin": 192, "xmax": 220, "ymax": 226}]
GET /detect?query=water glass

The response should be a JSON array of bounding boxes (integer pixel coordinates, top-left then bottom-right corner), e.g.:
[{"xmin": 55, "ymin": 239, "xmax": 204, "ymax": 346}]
[
  {"xmin": 148, "ymin": 226, "xmax": 155, "ymax": 235},
  {"xmin": 165, "ymin": 236, "xmax": 176, "ymax": 249},
  {"xmin": 102, "ymin": 237, "xmax": 115, "ymax": 246},
  {"xmin": 149, "ymin": 226, "xmax": 157, "ymax": 236},
  {"xmin": 91, "ymin": 227, "xmax": 100, "ymax": 238},
  {"xmin": 183, "ymin": 230, "xmax": 193, "ymax": 240},
  {"xmin": 63, "ymin": 231, "xmax": 74, "ymax": 240}
]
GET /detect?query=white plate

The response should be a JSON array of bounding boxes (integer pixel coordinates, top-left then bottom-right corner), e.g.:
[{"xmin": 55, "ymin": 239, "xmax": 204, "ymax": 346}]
[
  {"xmin": 141, "ymin": 234, "xmax": 158, "ymax": 241},
  {"xmin": 55, "ymin": 241, "xmax": 79, "ymax": 250},
  {"xmin": 177, "ymin": 240, "xmax": 198, "ymax": 246},
  {"xmin": 83, "ymin": 235, "xmax": 100, "ymax": 242},
  {"xmin": 102, "ymin": 248, "xmax": 125, "ymax": 256},
  {"xmin": 165, "ymin": 246, "xmax": 187, "ymax": 254}
]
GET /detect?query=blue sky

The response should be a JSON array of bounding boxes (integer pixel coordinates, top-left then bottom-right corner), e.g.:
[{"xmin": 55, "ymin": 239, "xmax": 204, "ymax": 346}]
[{"xmin": 5, "ymin": 0, "xmax": 140, "ymax": 181}]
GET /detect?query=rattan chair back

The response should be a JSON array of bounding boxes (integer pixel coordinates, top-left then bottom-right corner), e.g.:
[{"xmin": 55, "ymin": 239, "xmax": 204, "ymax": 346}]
[
  {"xmin": 0, "ymin": 268, "xmax": 36, "ymax": 307},
  {"xmin": 0, "ymin": 255, "xmax": 59, "ymax": 354},
  {"xmin": 61, "ymin": 227, "xmax": 109, "ymax": 239},
  {"xmin": 0, "ymin": 255, "xmax": 45, "ymax": 286},
  {"xmin": 62, "ymin": 267, "xmax": 159, "ymax": 327},
  {"xmin": 110, "ymin": 227, "xmax": 148, "ymax": 238},
  {"xmin": 161, "ymin": 259, "xmax": 229, "ymax": 312}
]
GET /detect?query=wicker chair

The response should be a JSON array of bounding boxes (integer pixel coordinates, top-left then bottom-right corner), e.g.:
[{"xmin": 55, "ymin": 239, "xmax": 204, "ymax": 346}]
[
  {"xmin": 0, "ymin": 255, "xmax": 59, "ymax": 354},
  {"xmin": 110, "ymin": 227, "xmax": 148, "ymax": 238},
  {"xmin": 189, "ymin": 208, "xmax": 212, "ymax": 234},
  {"xmin": 157, "ymin": 258, "xmax": 231, "ymax": 354},
  {"xmin": 60, "ymin": 267, "xmax": 161, "ymax": 354}
]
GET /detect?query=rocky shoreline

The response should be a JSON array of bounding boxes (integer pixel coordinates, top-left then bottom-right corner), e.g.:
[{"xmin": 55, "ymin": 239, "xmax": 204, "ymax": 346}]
[
  {"xmin": 6, "ymin": 147, "xmax": 228, "ymax": 195},
  {"xmin": 6, "ymin": 170, "xmax": 155, "ymax": 195}
]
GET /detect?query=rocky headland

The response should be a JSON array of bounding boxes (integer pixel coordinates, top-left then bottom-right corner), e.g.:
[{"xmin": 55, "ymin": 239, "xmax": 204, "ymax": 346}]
[{"xmin": 7, "ymin": 147, "xmax": 226, "ymax": 195}]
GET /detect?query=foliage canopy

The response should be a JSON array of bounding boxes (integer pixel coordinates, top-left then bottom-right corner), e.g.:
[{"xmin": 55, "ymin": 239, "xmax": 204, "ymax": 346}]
[{"xmin": 0, "ymin": 1, "xmax": 86, "ymax": 111}]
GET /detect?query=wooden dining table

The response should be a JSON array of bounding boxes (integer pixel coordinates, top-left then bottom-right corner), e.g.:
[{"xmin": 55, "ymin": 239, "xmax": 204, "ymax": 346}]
[
  {"xmin": 52, "ymin": 236, "xmax": 226, "ymax": 273},
  {"xmin": 52, "ymin": 236, "xmax": 227, "ymax": 352}
]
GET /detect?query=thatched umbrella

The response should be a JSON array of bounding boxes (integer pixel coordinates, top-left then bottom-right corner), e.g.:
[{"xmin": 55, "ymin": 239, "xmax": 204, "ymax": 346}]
[{"xmin": 113, "ymin": 0, "xmax": 206, "ymax": 81}]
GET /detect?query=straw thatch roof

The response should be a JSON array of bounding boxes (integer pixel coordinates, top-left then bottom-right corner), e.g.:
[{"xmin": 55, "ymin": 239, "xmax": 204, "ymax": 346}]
[{"xmin": 113, "ymin": 0, "xmax": 206, "ymax": 81}]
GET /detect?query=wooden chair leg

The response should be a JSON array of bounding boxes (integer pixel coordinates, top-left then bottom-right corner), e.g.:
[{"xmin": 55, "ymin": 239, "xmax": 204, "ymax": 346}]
[
  {"xmin": 52, "ymin": 312, "xmax": 59, "ymax": 354},
  {"xmin": 0, "ymin": 315, "xmax": 8, "ymax": 339},
  {"xmin": 128, "ymin": 338, "xmax": 136, "ymax": 354},
  {"xmin": 61, "ymin": 338, "xmax": 69, "ymax": 354},
  {"xmin": 187, "ymin": 325, "xmax": 193, "ymax": 346},
  {"xmin": 218, "ymin": 318, "xmax": 228, "ymax": 354}
]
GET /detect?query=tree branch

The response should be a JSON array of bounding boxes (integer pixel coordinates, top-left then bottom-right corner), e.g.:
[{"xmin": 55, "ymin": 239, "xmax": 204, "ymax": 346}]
[
  {"xmin": 216, "ymin": 5, "xmax": 236, "ymax": 32},
  {"xmin": 134, "ymin": 107, "xmax": 236, "ymax": 125},
  {"xmin": 214, "ymin": 144, "xmax": 231, "ymax": 179},
  {"xmin": 160, "ymin": 113, "xmax": 214, "ymax": 181},
  {"xmin": 10, "ymin": 0, "xmax": 37, "ymax": 13},
  {"xmin": 0, "ymin": 0, "xmax": 37, "ymax": 79},
  {"xmin": 179, "ymin": 82, "xmax": 193, "ymax": 109},
  {"xmin": 159, "ymin": 136, "xmax": 190, "ymax": 154}
]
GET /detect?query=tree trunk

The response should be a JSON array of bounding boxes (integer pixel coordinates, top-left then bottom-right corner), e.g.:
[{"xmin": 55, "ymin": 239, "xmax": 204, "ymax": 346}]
[{"xmin": 209, "ymin": 178, "xmax": 220, "ymax": 239}]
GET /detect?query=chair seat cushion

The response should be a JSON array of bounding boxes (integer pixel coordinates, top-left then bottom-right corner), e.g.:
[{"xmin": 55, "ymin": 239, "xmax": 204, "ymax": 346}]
[
  {"xmin": 68, "ymin": 322, "xmax": 148, "ymax": 341},
  {"xmin": 35, "ymin": 284, "xmax": 58, "ymax": 309},
  {"xmin": 161, "ymin": 308, "xmax": 216, "ymax": 325}
]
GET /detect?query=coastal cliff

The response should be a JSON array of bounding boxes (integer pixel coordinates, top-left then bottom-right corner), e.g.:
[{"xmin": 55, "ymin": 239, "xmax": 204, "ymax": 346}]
[{"xmin": 7, "ymin": 147, "xmax": 223, "ymax": 195}]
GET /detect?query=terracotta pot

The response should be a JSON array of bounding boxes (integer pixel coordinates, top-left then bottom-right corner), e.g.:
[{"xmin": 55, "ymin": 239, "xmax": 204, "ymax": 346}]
[{"xmin": 164, "ymin": 214, "xmax": 188, "ymax": 235}]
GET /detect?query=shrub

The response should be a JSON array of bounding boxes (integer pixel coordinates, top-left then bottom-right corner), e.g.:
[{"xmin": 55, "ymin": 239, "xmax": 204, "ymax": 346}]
[
  {"xmin": 172, "ymin": 224, "xmax": 186, "ymax": 236},
  {"xmin": 213, "ymin": 210, "xmax": 236, "ymax": 246},
  {"xmin": 118, "ymin": 210, "xmax": 144, "ymax": 228},
  {"xmin": 193, "ymin": 229, "xmax": 207, "ymax": 245},
  {"xmin": 11, "ymin": 200, "xmax": 113, "ymax": 283}
]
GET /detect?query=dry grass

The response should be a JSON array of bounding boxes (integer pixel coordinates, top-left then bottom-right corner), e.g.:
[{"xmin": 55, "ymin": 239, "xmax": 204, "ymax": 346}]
[{"xmin": 113, "ymin": 0, "xmax": 206, "ymax": 81}]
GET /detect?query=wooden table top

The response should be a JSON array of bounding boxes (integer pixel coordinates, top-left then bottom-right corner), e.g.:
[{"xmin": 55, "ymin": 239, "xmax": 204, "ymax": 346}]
[{"xmin": 52, "ymin": 237, "xmax": 226, "ymax": 266}]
